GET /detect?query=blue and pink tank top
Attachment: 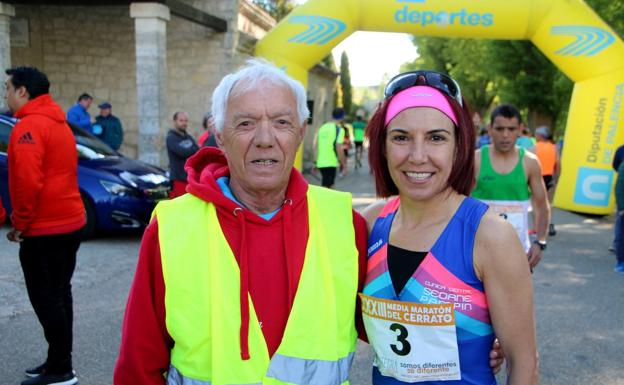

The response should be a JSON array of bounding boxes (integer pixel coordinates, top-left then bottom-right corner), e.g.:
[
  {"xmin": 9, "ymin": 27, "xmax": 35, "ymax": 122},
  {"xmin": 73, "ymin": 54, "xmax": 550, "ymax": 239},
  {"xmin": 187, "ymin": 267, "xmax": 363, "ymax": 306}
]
[{"xmin": 362, "ymin": 197, "xmax": 496, "ymax": 385}]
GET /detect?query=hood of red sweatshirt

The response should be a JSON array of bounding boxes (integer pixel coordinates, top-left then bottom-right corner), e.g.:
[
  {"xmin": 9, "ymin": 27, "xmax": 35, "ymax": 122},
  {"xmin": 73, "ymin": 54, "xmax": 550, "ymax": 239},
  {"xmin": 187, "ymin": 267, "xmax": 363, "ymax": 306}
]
[
  {"xmin": 185, "ymin": 146, "xmax": 309, "ymax": 217},
  {"xmin": 14, "ymin": 94, "xmax": 67, "ymax": 123},
  {"xmin": 184, "ymin": 146, "xmax": 309, "ymax": 360}
]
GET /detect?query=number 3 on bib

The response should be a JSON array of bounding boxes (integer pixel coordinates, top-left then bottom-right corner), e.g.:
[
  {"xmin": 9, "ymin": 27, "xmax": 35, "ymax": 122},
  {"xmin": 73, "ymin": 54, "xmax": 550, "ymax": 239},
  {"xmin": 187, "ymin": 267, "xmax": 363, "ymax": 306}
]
[{"xmin": 390, "ymin": 323, "xmax": 411, "ymax": 356}]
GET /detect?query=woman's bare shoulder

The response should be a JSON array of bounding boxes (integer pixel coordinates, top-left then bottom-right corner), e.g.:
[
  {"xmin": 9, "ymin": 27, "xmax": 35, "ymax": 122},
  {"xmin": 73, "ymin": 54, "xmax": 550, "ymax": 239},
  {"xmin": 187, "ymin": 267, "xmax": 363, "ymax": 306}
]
[{"xmin": 360, "ymin": 199, "xmax": 390, "ymax": 232}]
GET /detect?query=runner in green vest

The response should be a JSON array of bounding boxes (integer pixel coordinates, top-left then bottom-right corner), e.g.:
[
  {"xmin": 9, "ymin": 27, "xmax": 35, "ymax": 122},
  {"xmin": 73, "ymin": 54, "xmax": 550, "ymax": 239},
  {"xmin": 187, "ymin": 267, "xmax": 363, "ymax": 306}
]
[
  {"xmin": 352, "ymin": 115, "xmax": 366, "ymax": 169},
  {"xmin": 314, "ymin": 108, "xmax": 346, "ymax": 188},
  {"xmin": 472, "ymin": 104, "xmax": 550, "ymax": 269}
]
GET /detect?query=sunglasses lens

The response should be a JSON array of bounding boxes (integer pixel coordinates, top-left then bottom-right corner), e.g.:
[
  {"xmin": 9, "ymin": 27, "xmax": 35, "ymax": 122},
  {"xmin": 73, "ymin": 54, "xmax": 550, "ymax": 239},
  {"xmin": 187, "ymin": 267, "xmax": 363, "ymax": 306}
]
[
  {"xmin": 429, "ymin": 72, "xmax": 460, "ymax": 102},
  {"xmin": 384, "ymin": 71, "xmax": 462, "ymax": 106},
  {"xmin": 384, "ymin": 74, "xmax": 416, "ymax": 98}
]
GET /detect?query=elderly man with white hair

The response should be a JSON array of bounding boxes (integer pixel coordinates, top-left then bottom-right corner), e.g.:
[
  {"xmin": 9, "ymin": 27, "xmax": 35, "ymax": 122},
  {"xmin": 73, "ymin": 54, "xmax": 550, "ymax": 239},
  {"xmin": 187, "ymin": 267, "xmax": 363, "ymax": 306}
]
[{"xmin": 113, "ymin": 59, "xmax": 368, "ymax": 385}]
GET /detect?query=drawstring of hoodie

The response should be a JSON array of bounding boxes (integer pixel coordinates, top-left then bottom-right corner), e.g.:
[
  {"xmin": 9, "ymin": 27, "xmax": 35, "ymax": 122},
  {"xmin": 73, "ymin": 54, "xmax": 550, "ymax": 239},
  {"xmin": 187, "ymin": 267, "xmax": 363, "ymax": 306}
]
[
  {"xmin": 233, "ymin": 199, "xmax": 295, "ymax": 361},
  {"xmin": 282, "ymin": 198, "xmax": 294, "ymax": 309},
  {"xmin": 233, "ymin": 207, "xmax": 250, "ymax": 360}
]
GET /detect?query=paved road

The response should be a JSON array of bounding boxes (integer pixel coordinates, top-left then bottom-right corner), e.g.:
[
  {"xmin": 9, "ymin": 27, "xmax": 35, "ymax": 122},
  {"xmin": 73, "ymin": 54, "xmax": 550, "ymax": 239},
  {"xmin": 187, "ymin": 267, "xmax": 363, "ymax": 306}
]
[{"xmin": 1, "ymin": 155, "xmax": 623, "ymax": 385}]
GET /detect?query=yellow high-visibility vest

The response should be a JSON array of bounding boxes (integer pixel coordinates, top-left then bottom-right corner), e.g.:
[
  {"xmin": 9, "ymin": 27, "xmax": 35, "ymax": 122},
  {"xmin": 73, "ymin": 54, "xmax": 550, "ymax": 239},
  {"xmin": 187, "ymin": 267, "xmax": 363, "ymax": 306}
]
[{"xmin": 155, "ymin": 185, "xmax": 358, "ymax": 385}]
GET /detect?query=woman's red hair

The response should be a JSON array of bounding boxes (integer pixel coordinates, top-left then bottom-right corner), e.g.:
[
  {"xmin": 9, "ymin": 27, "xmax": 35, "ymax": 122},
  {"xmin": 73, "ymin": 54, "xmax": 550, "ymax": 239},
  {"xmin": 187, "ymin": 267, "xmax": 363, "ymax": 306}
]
[{"xmin": 366, "ymin": 88, "xmax": 476, "ymax": 198}]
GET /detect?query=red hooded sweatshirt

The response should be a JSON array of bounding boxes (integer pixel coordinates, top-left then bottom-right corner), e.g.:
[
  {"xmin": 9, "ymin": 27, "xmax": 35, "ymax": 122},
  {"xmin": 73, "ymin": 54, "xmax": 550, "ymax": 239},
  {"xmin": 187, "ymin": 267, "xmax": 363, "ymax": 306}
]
[
  {"xmin": 8, "ymin": 94, "xmax": 85, "ymax": 236},
  {"xmin": 114, "ymin": 147, "xmax": 368, "ymax": 385}
]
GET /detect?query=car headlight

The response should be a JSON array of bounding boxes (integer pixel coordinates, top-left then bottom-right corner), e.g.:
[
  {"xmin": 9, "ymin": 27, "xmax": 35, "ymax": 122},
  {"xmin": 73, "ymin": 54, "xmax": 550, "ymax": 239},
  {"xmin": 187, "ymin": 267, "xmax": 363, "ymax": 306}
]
[{"xmin": 100, "ymin": 180, "xmax": 140, "ymax": 197}]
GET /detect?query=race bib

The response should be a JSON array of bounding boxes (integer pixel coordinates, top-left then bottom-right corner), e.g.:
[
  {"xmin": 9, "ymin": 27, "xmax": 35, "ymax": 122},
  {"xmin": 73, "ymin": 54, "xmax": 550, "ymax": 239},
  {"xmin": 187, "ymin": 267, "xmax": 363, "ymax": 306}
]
[
  {"xmin": 484, "ymin": 200, "xmax": 530, "ymax": 251},
  {"xmin": 360, "ymin": 293, "xmax": 461, "ymax": 383}
]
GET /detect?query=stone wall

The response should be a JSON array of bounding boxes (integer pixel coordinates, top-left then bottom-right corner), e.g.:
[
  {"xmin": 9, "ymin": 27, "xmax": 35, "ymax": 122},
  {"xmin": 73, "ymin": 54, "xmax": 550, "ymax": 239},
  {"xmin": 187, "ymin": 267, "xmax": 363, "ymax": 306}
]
[{"xmin": 10, "ymin": 5, "xmax": 139, "ymax": 156}]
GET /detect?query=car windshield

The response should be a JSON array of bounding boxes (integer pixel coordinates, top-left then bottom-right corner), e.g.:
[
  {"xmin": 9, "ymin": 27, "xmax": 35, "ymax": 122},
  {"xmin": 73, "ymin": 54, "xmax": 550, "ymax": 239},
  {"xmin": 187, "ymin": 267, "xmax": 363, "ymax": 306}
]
[{"xmin": 72, "ymin": 125, "xmax": 118, "ymax": 159}]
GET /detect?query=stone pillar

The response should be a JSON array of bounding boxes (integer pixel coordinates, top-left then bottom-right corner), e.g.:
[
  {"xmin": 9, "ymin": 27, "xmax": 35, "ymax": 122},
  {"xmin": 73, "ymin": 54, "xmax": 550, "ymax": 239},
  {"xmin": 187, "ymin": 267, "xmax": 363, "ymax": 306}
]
[
  {"xmin": 0, "ymin": 2, "xmax": 15, "ymax": 112},
  {"xmin": 130, "ymin": 2, "xmax": 169, "ymax": 166}
]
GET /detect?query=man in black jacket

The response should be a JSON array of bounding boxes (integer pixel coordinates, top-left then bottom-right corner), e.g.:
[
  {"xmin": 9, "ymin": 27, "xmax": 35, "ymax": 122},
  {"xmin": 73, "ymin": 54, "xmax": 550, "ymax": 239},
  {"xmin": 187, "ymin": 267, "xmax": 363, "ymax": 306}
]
[
  {"xmin": 166, "ymin": 111, "xmax": 198, "ymax": 198},
  {"xmin": 94, "ymin": 102, "xmax": 123, "ymax": 151}
]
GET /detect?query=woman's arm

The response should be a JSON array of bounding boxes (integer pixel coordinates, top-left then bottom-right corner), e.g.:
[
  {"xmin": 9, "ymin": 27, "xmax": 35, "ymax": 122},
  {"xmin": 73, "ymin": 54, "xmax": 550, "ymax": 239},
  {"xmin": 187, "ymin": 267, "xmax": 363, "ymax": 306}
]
[{"xmin": 474, "ymin": 212, "xmax": 539, "ymax": 385}]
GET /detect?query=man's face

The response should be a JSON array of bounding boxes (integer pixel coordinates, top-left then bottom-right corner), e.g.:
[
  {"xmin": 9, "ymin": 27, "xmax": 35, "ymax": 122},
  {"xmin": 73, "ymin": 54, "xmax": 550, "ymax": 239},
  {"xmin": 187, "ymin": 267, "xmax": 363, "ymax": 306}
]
[
  {"xmin": 5, "ymin": 76, "xmax": 27, "ymax": 113},
  {"xmin": 489, "ymin": 115, "xmax": 520, "ymax": 153},
  {"xmin": 217, "ymin": 82, "xmax": 305, "ymax": 196},
  {"xmin": 100, "ymin": 108, "xmax": 111, "ymax": 117},
  {"xmin": 80, "ymin": 98, "xmax": 93, "ymax": 109},
  {"xmin": 174, "ymin": 113, "xmax": 189, "ymax": 132}
]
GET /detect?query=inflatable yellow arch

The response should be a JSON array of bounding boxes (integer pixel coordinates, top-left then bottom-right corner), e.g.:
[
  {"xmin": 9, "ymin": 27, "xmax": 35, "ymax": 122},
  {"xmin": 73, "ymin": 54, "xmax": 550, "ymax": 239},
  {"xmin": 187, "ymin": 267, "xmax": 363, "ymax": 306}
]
[{"xmin": 256, "ymin": 0, "xmax": 624, "ymax": 215}]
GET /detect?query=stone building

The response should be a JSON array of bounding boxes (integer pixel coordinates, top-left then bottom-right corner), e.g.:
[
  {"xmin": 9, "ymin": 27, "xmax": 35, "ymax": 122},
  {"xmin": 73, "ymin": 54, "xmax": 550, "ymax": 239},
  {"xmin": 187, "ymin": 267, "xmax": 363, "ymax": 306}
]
[{"xmin": 0, "ymin": 0, "xmax": 337, "ymax": 168}]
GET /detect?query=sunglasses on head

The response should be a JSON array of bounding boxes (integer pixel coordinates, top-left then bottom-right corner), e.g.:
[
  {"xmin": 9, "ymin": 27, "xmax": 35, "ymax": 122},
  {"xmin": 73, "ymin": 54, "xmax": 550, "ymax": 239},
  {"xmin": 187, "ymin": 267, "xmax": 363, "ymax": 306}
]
[{"xmin": 384, "ymin": 70, "xmax": 463, "ymax": 107}]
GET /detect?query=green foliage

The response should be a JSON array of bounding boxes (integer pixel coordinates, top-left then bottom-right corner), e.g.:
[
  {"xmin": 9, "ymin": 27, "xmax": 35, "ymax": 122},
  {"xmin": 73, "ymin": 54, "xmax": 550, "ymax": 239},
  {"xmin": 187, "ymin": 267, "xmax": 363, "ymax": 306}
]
[
  {"xmin": 402, "ymin": 37, "xmax": 497, "ymax": 118},
  {"xmin": 340, "ymin": 51, "xmax": 353, "ymax": 116},
  {"xmin": 488, "ymin": 40, "xmax": 573, "ymax": 132},
  {"xmin": 252, "ymin": 0, "xmax": 296, "ymax": 21},
  {"xmin": 586, "ymin": 0, "xmax": 624, "ymax": 36},
  {"xmin": 321, "ymin": 54, "xmax": 336, "ymax": 71}
]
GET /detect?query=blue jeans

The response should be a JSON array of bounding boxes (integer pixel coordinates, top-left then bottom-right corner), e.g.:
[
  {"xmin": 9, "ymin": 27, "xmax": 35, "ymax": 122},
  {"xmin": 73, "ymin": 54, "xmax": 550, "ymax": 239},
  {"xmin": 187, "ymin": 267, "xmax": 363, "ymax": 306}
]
[{"xmin": 615, "ymin": 214, "xmax": 624, "ymax": 264}]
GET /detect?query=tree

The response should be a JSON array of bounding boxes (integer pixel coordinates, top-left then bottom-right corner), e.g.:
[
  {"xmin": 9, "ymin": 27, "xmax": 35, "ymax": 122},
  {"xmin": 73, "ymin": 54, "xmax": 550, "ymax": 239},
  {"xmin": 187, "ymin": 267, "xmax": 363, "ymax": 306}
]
[
  {"xmin": 340, "ymin": 51, "xmax": 353, "ymax": 116},
  {"xmin": 586, "ymin": 0, "xmax": 624, "ymax": 35},
  {"xmin": 402, "ymin": 37, "xmax": 498, "ymax": 119},
  {"xmin": 488, "ymin": 41, "xmax": 573, "ymax": 132},
  {"xmin": 252, "ymin": 0, "xmax": 296, "ymax": 21}
]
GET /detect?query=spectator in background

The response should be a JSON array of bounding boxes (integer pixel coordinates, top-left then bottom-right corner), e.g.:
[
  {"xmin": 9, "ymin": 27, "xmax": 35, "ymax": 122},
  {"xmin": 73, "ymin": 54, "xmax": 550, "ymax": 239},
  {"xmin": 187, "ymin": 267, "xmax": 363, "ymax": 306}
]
[
  {"xmin": 94, "ymin": 102, "xmax": 124, "ymax": 151},
  {"xmin": 516, "ymin": 126, "xmax": 535, "ymax": 152},
  {"xmin": 534, "ymin": 126, "xmax": 559, "ymax": 236},
  {"xmin": 614, "ymin": 159, "xmax": 624, "ymax": 273},
  {"xmin": 610, "ymin": 144, "xmax": 624, "ymax": 252},
  {"xmin": 612, "ymin": 144, "xmax": 624, "ymax": 172},
  {"xmin": 5, "ymin": 66, "xmax": 84, "ymax": 385},
  {"xmin": 313, "ymin": 107, "xmax": 347, "ymax": 188},
  {"xmin": 166, "ymin": 111, "xmax": 199, "ymax": 198},
  {"xmin": 472, "ymin": 104, "xmax": 550, "ymax": 269},
  {"xmin": 66, "ymin": 93, "xmax": 93, "ymax": 133},
  {"xmin": 476, "ymin": 127, "xmax": 490, "ymax": 149},
  {"xmin": 341, "ymin": 120, "xmax": 352, "ymax": 162},
  {"xmin": 352, "ymin": 114, "xmax": 366, "ymax": 169},
  {"xmin": 199, "ymin": 112, "xmax": 218, "ymax": 148}
]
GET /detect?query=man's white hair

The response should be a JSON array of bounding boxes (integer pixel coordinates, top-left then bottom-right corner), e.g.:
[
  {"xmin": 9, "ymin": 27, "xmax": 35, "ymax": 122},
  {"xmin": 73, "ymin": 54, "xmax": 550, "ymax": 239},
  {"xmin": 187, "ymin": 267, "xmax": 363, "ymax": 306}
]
[{"xmin": 211, "ymin": 58, "xmax": 310, "ymax": 132}]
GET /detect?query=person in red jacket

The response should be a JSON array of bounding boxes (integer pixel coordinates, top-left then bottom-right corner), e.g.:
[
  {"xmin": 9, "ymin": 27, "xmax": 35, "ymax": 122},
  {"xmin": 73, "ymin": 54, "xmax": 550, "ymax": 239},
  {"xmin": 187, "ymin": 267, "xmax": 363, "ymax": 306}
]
[
  {"xmin": 5, "ymin": 66, "xmax": 84, "ymax": 385},
  {"xmin": 114, "ymin": 59, "xmax": 368, "ymax": 385}
]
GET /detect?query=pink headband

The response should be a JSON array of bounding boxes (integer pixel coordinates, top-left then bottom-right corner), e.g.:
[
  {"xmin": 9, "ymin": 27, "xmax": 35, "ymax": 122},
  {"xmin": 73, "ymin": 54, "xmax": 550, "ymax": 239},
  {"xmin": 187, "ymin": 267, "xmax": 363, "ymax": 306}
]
[{"xmin": 384, "ymin": 85, "xmax": 458, "ymax": 126}]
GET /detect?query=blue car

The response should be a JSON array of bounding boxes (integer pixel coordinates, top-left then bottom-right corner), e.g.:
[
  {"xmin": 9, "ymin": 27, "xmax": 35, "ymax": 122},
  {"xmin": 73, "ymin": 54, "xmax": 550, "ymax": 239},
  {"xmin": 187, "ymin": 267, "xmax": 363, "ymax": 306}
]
[{"xmin": 0, "ymin": 115, "xmax": 171, "ymax": 237}]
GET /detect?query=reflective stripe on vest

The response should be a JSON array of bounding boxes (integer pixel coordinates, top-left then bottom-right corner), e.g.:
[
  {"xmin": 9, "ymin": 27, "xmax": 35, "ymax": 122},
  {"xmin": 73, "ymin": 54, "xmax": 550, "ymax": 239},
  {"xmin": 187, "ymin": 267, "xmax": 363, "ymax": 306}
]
[
  {"xmin": 156, "ymin": 185, "xmax": 358, "ymax": 385},
  {"xmin": 167, "ymin": 352, "xmax": 354, "ymax": 385},
  {"xmin": 266, "ymin": 352, "xmax": 354, "ymax": 385}
]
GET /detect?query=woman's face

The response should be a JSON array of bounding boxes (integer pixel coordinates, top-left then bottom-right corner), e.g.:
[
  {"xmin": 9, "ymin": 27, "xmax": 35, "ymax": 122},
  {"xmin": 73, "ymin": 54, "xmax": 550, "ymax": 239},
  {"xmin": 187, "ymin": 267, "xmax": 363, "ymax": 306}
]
[{"xmin": 385, "ymin": 107, "xmax": 456, "ymax": 202}]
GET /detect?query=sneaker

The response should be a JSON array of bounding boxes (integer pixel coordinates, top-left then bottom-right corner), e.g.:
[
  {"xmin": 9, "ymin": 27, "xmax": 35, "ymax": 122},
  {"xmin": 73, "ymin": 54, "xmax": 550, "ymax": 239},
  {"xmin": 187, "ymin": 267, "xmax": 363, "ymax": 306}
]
[
  {"xmin": 548, "ymin": 223, "xmax": 557, "ymax": 236},
  {"xmin": 615, "ymin": 263, "xmax": 624, "ymax": 274},
  {"xmin": 21, "ymin": 371, "xmax": 77, "ymax": 385},
  {"xmin": 609, "ymin": 245, "xmax": 616, "ymax": 252},
  {"xmin": 25, "ymin": 363, "xmax": 47, "ymax": 378}
]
